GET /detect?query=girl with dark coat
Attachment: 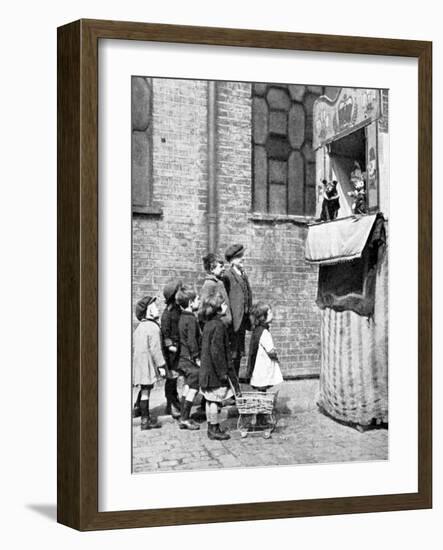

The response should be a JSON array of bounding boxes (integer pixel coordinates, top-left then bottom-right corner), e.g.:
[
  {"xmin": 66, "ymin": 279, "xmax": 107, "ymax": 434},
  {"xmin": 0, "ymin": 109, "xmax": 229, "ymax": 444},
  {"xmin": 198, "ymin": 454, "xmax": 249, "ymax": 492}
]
[
  {"xmin": 192, "ymin": 253, "xmax": 230, "ymax": 423},
  {"xmin": 199, "ymin": 293, "xmax": 240, "ymax": 440}
]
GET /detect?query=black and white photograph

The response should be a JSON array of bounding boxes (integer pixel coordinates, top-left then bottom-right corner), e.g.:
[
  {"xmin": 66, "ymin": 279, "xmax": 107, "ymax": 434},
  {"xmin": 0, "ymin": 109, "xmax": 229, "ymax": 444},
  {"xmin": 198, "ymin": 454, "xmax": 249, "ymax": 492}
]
[
  {"xmin": 131, "ymin": 77, "xmax": 389, "ymax": 473},
  {"xmin": 2, "ymin": 0, "xmax": 438, "ymax": 543}
]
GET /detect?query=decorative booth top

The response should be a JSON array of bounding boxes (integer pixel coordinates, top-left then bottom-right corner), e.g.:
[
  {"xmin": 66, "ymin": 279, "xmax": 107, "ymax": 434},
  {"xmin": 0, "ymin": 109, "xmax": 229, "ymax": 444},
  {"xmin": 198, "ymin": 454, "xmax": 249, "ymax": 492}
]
[{"xmin": 313, "ymin": 88, "xmax": 381, "ymax": 150}]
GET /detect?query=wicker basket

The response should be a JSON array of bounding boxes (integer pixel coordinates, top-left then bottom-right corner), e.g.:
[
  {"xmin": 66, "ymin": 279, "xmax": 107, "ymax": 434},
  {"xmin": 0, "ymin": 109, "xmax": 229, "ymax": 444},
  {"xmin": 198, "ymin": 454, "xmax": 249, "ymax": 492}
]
[{"xmin": 235, "ymin": 391, "xmax": 277, "ymax": 415}]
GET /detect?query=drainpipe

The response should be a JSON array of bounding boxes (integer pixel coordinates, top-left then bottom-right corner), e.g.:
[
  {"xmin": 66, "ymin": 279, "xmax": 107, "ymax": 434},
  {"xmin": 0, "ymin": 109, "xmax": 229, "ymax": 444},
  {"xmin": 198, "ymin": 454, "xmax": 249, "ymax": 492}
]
[{"xmin": 207, "ymin": 81, "xmax": 217, "ymax": 253}]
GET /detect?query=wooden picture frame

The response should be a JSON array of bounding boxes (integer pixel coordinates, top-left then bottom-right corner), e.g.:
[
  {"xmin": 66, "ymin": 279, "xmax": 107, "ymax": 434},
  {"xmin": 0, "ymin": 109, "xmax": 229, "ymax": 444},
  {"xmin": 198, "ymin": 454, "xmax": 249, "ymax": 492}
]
[{"xmin": 57, "ymin": 19, "xmax": 432, "ymax": 531}]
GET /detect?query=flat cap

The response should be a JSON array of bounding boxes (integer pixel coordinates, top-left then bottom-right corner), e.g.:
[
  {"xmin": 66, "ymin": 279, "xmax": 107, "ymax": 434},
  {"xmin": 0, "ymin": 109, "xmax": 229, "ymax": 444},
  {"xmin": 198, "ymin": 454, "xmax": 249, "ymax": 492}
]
[
  {"xmin": 225, "ymin": 243, "xmax": 245, "ymax": 262},
  {"xmin": 135, "ymin": 295, "xmax": 156, "ymax": 321}
]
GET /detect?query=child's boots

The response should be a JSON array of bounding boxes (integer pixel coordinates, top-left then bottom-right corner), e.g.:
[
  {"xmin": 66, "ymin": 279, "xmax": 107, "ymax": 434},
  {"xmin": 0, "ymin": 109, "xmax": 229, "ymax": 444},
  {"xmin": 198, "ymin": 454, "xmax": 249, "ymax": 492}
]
[
  {"xmin": 191, "ymin": 397, "xmax": 207, "ymax": 423},
  {"xmin": 207, "ymin": 423, "xmax": 230, "ymax": 441},
  {"xmin": 164, "ymin": 378, "xmax": 181, "ymax": 419},
  {"xmin": 132, "ymin": 390, "xmax": 142, "ymax": 418},
  {"xmin": 179, "ymin": 398, "xmax": 200, "ymax": 430},
  {"xmin": 140, "ymin": 399, "xmax": 161, "ymax": 430},
  {"xmin": 166, "ymin": 401, "xmax": 181, "ymax": 420}
]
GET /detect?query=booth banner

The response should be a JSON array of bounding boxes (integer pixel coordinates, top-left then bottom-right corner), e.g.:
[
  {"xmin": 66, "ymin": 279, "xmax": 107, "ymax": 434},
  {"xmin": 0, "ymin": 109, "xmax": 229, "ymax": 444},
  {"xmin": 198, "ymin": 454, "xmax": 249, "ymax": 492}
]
[
  {"xmin": 313, "ymin": 88, "xmax": 381, "ymax": 149},
  {"xmin": 305, "ymin": 213, "xmax": 379, "ymax": 265}
]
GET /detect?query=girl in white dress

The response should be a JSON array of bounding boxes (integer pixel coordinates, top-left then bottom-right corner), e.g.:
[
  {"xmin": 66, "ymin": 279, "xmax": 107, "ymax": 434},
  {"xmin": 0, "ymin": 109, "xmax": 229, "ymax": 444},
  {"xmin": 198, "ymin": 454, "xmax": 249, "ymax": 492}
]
[{"xmin": 247, "ymin": 302, "xmax": 283, "ymax": 390}]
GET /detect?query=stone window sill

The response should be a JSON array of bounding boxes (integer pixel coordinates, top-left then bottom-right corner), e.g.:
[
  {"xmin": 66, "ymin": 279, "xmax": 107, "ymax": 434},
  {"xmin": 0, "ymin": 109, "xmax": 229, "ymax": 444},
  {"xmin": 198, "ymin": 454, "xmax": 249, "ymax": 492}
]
[
  {"xmin": 132, "ymin": 204, "xmax": 163, "ymax": 217},
  {"xmin": 249, "ymin": 212, "xmax": 315, "ymax": 226}
]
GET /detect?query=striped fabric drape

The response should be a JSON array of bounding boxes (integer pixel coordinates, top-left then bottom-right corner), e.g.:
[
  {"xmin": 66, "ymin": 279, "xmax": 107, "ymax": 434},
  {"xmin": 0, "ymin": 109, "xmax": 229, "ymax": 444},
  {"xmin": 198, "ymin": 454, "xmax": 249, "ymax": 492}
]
[{"xmin": 317, "ymin": 249, "xmax": 388, "ymax": 427}]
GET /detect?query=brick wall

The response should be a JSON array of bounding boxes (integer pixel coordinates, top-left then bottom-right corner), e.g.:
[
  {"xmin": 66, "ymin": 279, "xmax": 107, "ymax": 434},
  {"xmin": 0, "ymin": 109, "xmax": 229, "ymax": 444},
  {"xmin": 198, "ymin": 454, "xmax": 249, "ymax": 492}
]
[
  {"xmin": 132, "ymin": 78, "xmax": 321, "ymax": 377},
  {"xmin": 216, "ymin": 81, "xmax": 320, "ymax": 376},
  {"xmin": 132, "ymin": 78, "xmax": 209, "ymax": 306}
]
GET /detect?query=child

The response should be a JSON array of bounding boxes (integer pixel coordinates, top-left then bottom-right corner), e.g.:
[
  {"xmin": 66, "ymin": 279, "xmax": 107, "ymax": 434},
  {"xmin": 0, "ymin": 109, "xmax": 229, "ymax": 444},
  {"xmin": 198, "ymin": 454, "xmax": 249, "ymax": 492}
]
[
  {"xmin": 176, "ymin": 286, "xmax": 201, "ymax": 430},
  {"xmin": 246, "ymin": 302, "xmax": 283, "ymax": 426},
  {"xmin": 132, "ymin": 295, "xmax": 166, "ymax": 430},
  {"xmin": 247, "ymin": 302, "xmax": 283, "ymax": 388},
  {"xmin": 199, "ymin": 253, "xmax": 231, "ymax": 326},
  {"xmin": 199, "ymin": 293, "xmax": 240, "ymax": 441},
  {"xmin": 160, "ymin": 279, "xmax": 182, "ymax": 419},
  {"xmin": 222, "ymin": 244, "xmax": 253, "ymax": 376},
  {"xmin": 192, "ymin": 253, "xmax": 231, "ymax": 423}
]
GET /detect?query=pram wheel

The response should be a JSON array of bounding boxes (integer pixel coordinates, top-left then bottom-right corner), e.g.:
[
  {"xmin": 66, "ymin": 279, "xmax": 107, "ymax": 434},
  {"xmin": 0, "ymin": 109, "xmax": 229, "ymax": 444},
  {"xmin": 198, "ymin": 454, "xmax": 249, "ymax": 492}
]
[{"xmin": 237, "ymin": 414, "xmax": 252, "ymax": 437}]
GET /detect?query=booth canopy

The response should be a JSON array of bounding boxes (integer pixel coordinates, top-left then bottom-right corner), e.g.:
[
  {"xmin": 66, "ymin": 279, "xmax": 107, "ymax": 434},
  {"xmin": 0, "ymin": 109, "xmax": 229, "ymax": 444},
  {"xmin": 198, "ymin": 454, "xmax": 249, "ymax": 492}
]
[{"xmin": 305, "ymin": 214, "xmax": 380, "ymax": 265}]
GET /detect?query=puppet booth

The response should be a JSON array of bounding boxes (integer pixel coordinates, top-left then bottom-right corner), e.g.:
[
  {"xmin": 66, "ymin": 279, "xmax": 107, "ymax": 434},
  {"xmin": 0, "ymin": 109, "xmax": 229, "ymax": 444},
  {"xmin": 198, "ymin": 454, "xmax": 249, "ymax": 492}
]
[{"xmin": 305, "ymin": 88, "xmax": 389, "ymax": 429}]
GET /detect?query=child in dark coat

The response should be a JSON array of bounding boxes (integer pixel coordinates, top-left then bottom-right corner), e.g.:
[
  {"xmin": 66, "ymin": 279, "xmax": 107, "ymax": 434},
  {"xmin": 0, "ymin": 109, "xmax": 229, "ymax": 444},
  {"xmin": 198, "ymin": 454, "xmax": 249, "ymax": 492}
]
[
  {"xmin": 176, "ymin": 286, "xmax": 201, "ymax": 430},
  {"xmin": 160, "ymin": 279, "xmax": 182, "ymax": 419},
  {"xmin": 192, "ymin": 253, "xmax": 231, "ymax": 423},
  {"xmin": 199, "ymin": 293, "xmax": 240, "ymax": 440}
]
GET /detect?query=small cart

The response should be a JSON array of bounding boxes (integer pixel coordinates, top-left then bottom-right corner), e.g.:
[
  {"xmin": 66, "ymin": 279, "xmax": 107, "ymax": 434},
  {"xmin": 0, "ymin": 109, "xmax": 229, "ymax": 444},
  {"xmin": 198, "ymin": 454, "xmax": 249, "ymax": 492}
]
[{"xmin": 234, "ymin": 389, "xmax": 278, "ymax": 439}]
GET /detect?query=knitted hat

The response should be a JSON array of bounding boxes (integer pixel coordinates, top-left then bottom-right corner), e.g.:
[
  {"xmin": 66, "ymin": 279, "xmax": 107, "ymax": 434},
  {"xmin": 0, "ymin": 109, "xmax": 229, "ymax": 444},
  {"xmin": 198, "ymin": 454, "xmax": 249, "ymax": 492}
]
[
  {"xmin": 163, "ymin": 279, "xmax": 183, "ymax": 303},
  {"xmin": 135, "ymin": 295, "xmax": 156, "ymax": 321}
]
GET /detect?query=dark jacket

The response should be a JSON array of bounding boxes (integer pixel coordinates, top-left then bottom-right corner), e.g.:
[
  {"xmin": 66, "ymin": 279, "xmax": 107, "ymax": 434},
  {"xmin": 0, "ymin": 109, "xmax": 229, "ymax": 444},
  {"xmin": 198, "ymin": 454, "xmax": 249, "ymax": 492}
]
[
  {"xmin": 178, "ymin": 311, "xmax": 201, "ymax": 366},
  {"xmin": 160, "ymin": 303, "xmax": 181, "ymax": 371},
  {"xmin": 200, "ymin": 316, "xmax": 236, "ymax": 390},
  {"xmin": 223, "ymin": 266, "xmax": 252, "ymax": 332}
]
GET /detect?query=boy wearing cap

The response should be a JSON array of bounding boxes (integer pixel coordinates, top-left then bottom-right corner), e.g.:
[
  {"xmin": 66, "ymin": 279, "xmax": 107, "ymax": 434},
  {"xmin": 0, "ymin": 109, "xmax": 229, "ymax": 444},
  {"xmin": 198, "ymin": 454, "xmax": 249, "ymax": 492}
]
[
  {"xmin": 132, "ymin": 295, "xmax": 166, "ymax": 430},
  {"xmin": 160, "ymin": 279, "xmax": 183, "ymax": 419},
  {"xmin": 223, "ymin": 244, "xmax": 253, "ymax": 377}
]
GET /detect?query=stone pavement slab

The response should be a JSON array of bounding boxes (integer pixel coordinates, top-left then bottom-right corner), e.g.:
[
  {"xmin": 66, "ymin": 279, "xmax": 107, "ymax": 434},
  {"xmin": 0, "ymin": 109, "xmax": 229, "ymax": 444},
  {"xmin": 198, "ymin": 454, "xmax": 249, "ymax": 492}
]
[{"xmin": 132, "ymin": 379, "xmax": 388, "ymax": 474}]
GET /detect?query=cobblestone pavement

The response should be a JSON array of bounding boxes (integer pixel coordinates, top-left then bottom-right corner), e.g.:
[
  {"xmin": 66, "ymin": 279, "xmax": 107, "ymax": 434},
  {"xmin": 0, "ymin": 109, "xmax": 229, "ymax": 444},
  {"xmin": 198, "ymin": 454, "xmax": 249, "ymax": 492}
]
[{"xmin": 132, "ymin": 379, "xmax": 388, "ymax": 474}]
